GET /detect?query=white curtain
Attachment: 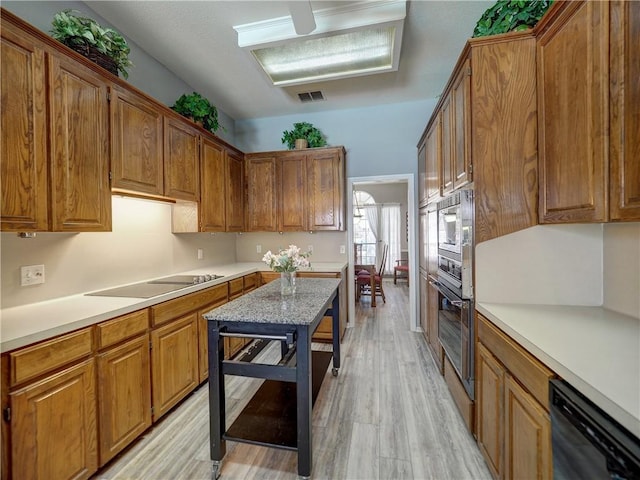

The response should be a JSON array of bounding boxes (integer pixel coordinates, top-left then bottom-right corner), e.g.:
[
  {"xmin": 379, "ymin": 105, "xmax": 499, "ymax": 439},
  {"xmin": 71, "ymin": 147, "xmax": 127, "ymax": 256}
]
[
  {"xmin": 380, "ymin": 204, "xmax": 401, "ymax": 275},
  {"xmin": 364, "ymin": 204, "xmax": 380, "ymax": 265}
]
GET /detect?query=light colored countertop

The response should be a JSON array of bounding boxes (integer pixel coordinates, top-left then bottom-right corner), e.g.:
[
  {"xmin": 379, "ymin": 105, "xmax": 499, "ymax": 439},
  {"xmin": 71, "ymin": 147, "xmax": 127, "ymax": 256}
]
[
  {"xmin": 0, "ymin": 262, "xmax": 347, "ymax": 353},
  {"xmin": 477, "ymin": 302, "xmax": 640, "ymax": 438},
  {"xmin": 204, "ymin": 278, "xmax": 341, "ymax": 325}
]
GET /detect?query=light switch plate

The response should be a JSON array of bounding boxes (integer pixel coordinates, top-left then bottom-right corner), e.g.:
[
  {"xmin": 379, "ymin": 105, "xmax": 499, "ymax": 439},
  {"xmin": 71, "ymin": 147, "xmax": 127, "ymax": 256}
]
[
  {"xmin": 21, "ymin": 264, "xmax": 45, "ymax": 286},
  {"xmin": 340, "ymin": 245, "xmax": 346, "ymax": 254}
]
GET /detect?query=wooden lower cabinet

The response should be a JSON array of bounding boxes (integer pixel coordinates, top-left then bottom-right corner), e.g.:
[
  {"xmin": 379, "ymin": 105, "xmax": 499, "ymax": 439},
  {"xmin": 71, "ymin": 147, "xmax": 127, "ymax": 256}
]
[
  {"xmin": 150, "ymin": 313, "xmax": 199, "ymax": 421},
  {"xmin": 10, "ymin": 358, "xmax": 98, "ymax": 480},
  {"xmin": 426, "ymin": 280, "xmax": 442, "ymax": 372},
  {"xmin": 476, "ymin": 313, "xmax": 553, "ymax": 480},
  {"xmin": 97, "ymin": 335, "xmax": 151, "ymax": 465}
]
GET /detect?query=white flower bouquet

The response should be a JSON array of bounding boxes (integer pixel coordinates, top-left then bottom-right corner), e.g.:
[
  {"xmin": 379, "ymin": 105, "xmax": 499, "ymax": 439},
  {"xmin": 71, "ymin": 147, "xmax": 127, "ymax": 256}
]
[{"xmin": 262, "ymin": 245, "xmax": 311, "ymax": 273}]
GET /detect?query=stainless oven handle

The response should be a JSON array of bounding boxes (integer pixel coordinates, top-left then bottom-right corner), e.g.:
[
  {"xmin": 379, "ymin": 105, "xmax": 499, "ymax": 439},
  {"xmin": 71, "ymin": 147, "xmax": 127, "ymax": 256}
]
[{"xmin": 430, "ymin": 279, "xmax": 465, "ymax": 306}]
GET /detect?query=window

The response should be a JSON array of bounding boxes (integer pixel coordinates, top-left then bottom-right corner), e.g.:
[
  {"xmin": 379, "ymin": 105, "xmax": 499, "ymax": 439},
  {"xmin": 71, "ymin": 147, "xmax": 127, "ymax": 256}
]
[{"xmin": 353, "ymin": 191, "xmax": 376, "ymax": 265}]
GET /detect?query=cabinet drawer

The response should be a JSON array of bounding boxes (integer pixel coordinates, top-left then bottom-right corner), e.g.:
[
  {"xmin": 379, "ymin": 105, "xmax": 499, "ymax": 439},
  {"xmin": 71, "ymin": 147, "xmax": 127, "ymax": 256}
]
[
  {"xmin": 9, "ymin": 328, "xmax": 93, "ymax": 386},
  {"xmin": 151, "ymin": 284, "xmax": 227, "ymax": 326},
  {"xmin": 478, "ymin": 314, "xmax": 554, "ymax": 409},
  {"xmin": 228, "ymin": 278, "xmax": 243, "ymax": 299},
  {"xmin": 96, "ymin": 309, "xmax": 149, "ymax": 349},
  {"xmin": 260, "ymin": 271, "xmax": 280, "ymax": 284},
  {"xmin": 243, "ymin": 273, "xmax": 258, "ymax": 292}
]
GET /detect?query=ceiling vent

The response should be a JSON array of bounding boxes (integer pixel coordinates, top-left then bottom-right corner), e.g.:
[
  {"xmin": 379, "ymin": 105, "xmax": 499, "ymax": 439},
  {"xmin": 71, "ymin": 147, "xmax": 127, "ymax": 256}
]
[{"xmin": 298, "ymin": 91, "xmax": 325, "ymax": 102}]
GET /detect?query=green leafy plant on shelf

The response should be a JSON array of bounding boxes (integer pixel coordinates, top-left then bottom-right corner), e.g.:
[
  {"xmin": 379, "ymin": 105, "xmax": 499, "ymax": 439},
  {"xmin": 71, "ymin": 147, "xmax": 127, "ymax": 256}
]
[
  {"xmin": 50, "ymin": 9, "xmax": 133, "ymax": 79},
  {"xmin": 472, "ymin": 0, "xmax": 553, "ymax": 38},
  {"xmin": 171, "ymin": 92, "xmax": 223, "ymax": 134},
  {"xmin": 281, "ymin": 122, "xmax": 327, "ymax": 150}
]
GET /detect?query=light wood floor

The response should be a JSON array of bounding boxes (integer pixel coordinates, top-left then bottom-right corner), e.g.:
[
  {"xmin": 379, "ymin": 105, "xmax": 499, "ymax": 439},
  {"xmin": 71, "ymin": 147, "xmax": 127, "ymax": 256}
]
[{"xmin": 96, "ymin": 281, "xmax": 492, "ymax": 480}]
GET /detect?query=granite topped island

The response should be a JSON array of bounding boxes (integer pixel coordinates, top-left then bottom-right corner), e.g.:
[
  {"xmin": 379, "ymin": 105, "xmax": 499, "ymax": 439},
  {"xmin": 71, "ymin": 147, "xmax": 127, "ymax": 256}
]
[{"xmin": 204, "ymin": 277, "xmax": 342, "ymax": 480}]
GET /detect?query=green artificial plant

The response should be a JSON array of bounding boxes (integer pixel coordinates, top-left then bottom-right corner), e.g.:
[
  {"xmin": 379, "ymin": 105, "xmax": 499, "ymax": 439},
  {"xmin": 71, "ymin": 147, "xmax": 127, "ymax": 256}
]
[
  {"xmin": 281, "ymin": 122, "xmax": 327, "ymax": 150},
  {"xmin": 171, "ymin": 92, "xmax": 223, "ymax": 134},
  {"xmin": 51, "ymin": 9, "xmax": 133, "ymax": 78},
  {"xmin": 472, "ymin": 0, "xmax": 553, "ymax": 38}
]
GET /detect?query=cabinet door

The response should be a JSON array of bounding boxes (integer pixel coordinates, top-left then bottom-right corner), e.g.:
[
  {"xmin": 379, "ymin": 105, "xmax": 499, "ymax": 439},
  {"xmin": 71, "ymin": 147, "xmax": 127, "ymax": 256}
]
[
  {"xmin": 279, "ymin": 153, "xmax": 307, "ymax": 231},
  {"xmin": 417, "ymin": 138, "xmax": 427, "ymax": 206},
  {"xmin": 49, "ymin": 53, "xmax": 111, "ymax": 232},
  {"xmin": 477, "ymin": 342, "xmax": 505, "ymax": 480},
  {"xmin": 246, "ymin": 155, "xmax": 277, "ymax": 231},
  {"xmin": 425, "ymin": 115, "xmax": 442, "ymax": 203},
  {"xmin": 452, "ymin": 59, "xmax": 472, "ymax": 190},
  {"xmin": 504, "ymin": 374, "xmax": 552, "ymax": 480},
  {"xmin": 440, "ymin": 93, "xmax": 454, "ymax": 195},
  {"xmin": 164, "ymin": 117, "xmax": 200, "ymax": 202},
  {"xmin": 610, "ymin": 0, "xmax": 640, "ymax": 221},
  {"xmin": 11, "ymin": 359, "xmax": 98, "ymax": 480},
  {"xmin": 537, "ymin": 1, "xmax": 609, "ymax": 223},
  {"xmin": 150, "ymin": 313, "xmax": 198, "ymax": 421},
  {"xmin": 307, "ymin": 150, "xmax": 345, "ymax": 231},
  {"xmin": 419, "ymin": 208, "xmax": 428, "ymax": 272},
  {"xmin": 200, "ymin": 137, "xmax": 227, "ymax": 231},
  {"xmin": 110, "ymin": 85, "xmax": 163, "ymax": 195},
  {"xmin": 426, "ymin": 280, "xmax": 441, "ymax": 369},
  {"xmin": 225, "ymin": 149, "xmax": 245, "ymax": 232},
  {"xmin": 1, "ymin": 21, "xmax": 48, "ymax": 231},
  {"xmin": 427, "ymin": 208, "xmax": 438, "ymax": 276},
  {"xmin": 97, "ymin": 335, "xmax": 151, "ymax": 465},
  {"xmin": 419, "ymin": 271, "xmax": 428, "ymax": 341}
]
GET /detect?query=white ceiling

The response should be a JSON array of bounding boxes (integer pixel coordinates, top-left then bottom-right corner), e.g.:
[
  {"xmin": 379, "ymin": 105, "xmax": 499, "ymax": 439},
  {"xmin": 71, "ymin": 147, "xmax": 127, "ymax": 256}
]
[{"xmin": 88, "ymin": 1, "xmax": 492, "ymax": 121}]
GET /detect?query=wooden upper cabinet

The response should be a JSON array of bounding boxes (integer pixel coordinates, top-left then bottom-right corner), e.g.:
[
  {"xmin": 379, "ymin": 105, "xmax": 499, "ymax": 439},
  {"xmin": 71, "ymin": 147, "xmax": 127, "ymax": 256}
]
[
  {"xmin": 417, "ymin": 137, "xmax": 427, "ymax": 206},
  {"xmin": 110, "ymin": 85, "xmax": 163, "ymax": 195},
  {"xmin": 610, "ymin": 0, "xmax": 640, "ymax": 221},
  {"xmin": 164, "ymin": 117, "xmax": 200, "ymax": 202},
  {"xmin": 200, "ymin": 137, "xmax": 227, "ymax": 231},
  {"xmin": 307, "ymin": 148, "xmax": 345, "ymax": 231},
  {"xmin": 425, "ymin": 114, "xmax": 442, "ymax": 204},
  {"xmin": 49, "ymin": 51, "xmax": 112, "ymax": 232},
  {"xmin": 225, "ymin": 148, "xmax": 245, "ymax": 232},
  {"xmin": 279, "ymin": 153, "xmax": 307, "ymax": 231},
  {"xmin": 440, "ymin": 92, "xmax": 454, "ymax": 196},
  {"xmin": 537, "ymin": 1, "xmax": 609, "ymax": 223},
  {"xmin": 451, "ymin": 59, "xmax": 472, "ymax": 190},
  {"xmin": 245, "ymin": 155, "xmax": 278, "ymax": 231},
  {"xmin": 0, "ymin": 19, "xmax": 48, "ymax": 231}
]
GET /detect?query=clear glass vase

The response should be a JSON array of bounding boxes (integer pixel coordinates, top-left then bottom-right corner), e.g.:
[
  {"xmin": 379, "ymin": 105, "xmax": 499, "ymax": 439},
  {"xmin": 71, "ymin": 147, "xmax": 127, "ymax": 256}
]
[{"xmin": 280, "ymin": 271, "xmax": 297, "ymax": 296}]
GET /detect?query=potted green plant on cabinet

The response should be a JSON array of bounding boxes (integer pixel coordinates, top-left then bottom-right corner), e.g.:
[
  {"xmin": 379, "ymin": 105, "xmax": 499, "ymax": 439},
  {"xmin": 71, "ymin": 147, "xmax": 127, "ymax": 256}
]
[
  {"xmin": 50, "ymin": 9, "xmax": 133, "ymax": 78},
  {"xmin": 171, "ymin": 92, "xmax": 223, "ymax": 134},
  {"xmin": 281, "ymin": 122, "xmax": 327, "ymax": 150},
  {"xmin": 472, "ymin": 0, "xmax": 553, "ymax": 38}
]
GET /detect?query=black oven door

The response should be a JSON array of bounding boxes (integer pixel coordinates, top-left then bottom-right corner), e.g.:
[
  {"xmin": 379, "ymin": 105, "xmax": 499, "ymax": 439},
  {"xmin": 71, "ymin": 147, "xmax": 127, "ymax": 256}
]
[{"xmin": 431, "ymin": 279, "xmax": 474, "ymax": 399}]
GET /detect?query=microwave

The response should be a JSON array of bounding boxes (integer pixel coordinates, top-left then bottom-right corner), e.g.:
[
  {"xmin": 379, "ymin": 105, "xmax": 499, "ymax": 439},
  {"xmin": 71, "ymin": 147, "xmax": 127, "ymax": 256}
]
[{"xmin": 437, "ymin": 188, "xmax": 474, "ymax": 299}]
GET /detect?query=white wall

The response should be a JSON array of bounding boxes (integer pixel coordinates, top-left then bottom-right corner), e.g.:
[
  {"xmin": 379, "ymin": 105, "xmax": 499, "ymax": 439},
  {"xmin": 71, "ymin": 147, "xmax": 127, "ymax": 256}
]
[
  {"xmin": 0, "ymin": 197, "xmax": 237, "ymax": 308},
  {"xmin": 235, "ymin": 232, "xmax": 348, "ymax": 264},
  {"xmin": 2, "ymin": 1, "xmax": 236, "ymax": 143},
  {"xmin": 603, "ymin": 223, "xmax": 640, "ymax": 319}
]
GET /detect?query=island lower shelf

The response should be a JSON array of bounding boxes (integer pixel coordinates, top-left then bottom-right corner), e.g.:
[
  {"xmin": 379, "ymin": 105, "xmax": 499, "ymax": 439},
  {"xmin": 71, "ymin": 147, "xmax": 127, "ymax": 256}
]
[{"xmin": 224, "ymin": 350, "xmax": 332, "ymax": 450}]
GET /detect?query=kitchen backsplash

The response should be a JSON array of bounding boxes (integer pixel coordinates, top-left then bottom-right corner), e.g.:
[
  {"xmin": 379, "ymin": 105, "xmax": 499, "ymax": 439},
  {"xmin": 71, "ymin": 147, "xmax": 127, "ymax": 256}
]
[
  {"xmin": 1, "ymin": 196, "xmax": 237, "ymax": 308},
  {"xmin": 234, "ymin": 231, "xmax": 348, "ymax": 263}
]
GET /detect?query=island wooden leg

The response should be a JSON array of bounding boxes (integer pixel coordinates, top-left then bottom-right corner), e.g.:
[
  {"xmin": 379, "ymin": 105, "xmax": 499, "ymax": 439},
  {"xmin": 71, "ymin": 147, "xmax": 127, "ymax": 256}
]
[
  {"xmin": 296, "ymin": 325, "xmax": 312, "ymax": 479},
  {"xmin": 208, "ymin": 322, "xmax": 227, "ymax": 463}
]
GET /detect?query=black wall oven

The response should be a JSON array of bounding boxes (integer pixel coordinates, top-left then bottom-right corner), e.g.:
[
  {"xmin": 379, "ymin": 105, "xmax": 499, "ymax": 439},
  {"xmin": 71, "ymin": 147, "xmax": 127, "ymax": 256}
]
[
  {"xmin": 435, "ymin": 188, "xmax": 475, "ymax": 400},
  {"xmin": 550, "ymin": 379, "xmax": 640, "ymax": 479}
]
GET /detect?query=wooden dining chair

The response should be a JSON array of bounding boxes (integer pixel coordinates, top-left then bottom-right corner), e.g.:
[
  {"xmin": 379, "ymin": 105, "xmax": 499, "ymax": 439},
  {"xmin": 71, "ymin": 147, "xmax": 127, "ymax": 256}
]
[
  {"xmin": 356, "ymin": 243, "xmax": 388, "ymax": 304},
  {"xmin": 393, "ymin": 259, "xmax": 409, "ymax": 286}
]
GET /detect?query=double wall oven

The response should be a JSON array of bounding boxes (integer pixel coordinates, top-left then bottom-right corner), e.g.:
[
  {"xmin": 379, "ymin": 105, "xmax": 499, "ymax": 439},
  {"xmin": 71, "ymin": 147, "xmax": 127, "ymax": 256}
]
[{"xmin": 431, "ymin": 187, "xmax": 475, "ymax": 399}]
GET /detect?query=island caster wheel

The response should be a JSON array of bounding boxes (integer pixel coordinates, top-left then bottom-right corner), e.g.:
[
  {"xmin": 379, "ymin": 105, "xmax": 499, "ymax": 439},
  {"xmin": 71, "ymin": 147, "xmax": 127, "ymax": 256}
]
[
  {"xmin": 211, "ymin": 460, "xmax": 221, "ymax": 479},
  {"xmin": 332, "ymin": 367, "xmax": 339, "ymax": 376}
]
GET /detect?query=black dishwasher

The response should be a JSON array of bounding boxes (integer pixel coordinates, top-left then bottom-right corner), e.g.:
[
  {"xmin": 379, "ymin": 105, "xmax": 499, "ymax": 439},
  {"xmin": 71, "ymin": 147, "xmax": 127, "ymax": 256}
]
[{"xmin": 550, "ymin": 379, "xmax": 640, "ymax": 479}]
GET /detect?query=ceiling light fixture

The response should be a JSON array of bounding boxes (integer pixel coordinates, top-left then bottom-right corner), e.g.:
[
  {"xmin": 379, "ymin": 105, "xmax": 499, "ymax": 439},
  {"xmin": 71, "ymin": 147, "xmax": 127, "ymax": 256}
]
[{"xmin": 234, "ymin": 0, "xmax": 406, "ymax": 87}]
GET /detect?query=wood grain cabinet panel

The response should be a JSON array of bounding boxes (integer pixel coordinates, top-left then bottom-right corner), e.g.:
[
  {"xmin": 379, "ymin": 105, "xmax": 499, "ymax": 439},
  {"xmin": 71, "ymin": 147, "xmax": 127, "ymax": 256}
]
[
  {"xmin": 610, "ymin": 0, "xmax": 640, "ymax": 221},
  {"xmin": 10, "ymin": 358, "xmax": 98, "ymax": 480},
  {"xmin": 537, "ymin": 0, "xmax": 609, "ymax": 223},
  {"xmin": 225, "ymin": 149, "xmax": 245, "ymax": 232},
  {"xmin": 417, "ymin": 138, "xmax": 427, "ymax": 207},
  {"xmin": 307, "ymin": 149, "xmax": 345, "ymax": 231},
  {"xmin": 49, "ymin": 52, "xmax": 111, "ymax": 232},
  {"xmin": 504, "ymin": 374, "xmax": 552, "ymax": 480},
  {"xmin": 451, "ymin": 59, "xmax": 472, "ymax": 190},
  {"xmin": 425, "ymin": 115, "xmax": 442, "ymax": 204},
  {"xmin": 110, "ymin": 85, "xmax": 164, "ymax": 195},
  {"xmin": 150, "ymin": 313, "xmax": 198, "ymax": 421},
  {"xmin": 97, "ymin": 335, "xmax": 151, "ymax": 464},
  {"xmin": 439, "ymin": 93, "xmax": 454, "ymax": 196},
  {"xmin": 426, "ymin": 279, "xmax": 442, "ymax": 372},
  {"xmin": 164, "ymin": 117, "xmax": 200, "ymax": 202},
  {"xmin": 200, "ymin": 137, "xmax": 227, "ymax": 231},
  {"xmin": 246, "ymin": 155, "xmax": 278, "ymax": 231},
  {"xmin": 0, "ymin": 20, "xmax": 48, "ymax": 231},
  {"xmin": 279, "ymin": 153, "xmax": 307, "ymax": 231}
]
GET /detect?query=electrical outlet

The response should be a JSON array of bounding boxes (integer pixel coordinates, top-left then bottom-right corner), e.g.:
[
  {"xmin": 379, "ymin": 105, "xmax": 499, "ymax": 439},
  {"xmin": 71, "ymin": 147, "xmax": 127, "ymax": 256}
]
[
  {"xmin": 21, "ymin": 264, "xmax": 45, "ymax": 286},
  {"xmin": 197, "ymin": 248, "xmax": 204, "ymax": 260},
  {"xmin": 307, "ymin": 245, "xmax": 313, "ymax": 253},
  {"xmin": 256, "ymin": 244, "xmax": 262, "ymax": 253},
  {"xmin": 340, "ymin": 245, "xmax": 346, "ymax": 254}
]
